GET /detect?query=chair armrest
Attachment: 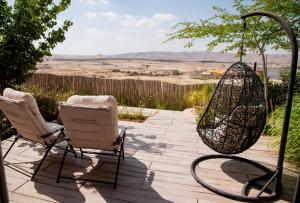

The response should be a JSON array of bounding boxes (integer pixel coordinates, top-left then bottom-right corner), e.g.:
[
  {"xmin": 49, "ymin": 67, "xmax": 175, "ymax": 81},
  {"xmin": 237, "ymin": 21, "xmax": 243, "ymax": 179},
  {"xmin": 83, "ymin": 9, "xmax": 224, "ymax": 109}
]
[{"xmin": 113, "ymin": 127, "xmax": 127, "ymax": 145}]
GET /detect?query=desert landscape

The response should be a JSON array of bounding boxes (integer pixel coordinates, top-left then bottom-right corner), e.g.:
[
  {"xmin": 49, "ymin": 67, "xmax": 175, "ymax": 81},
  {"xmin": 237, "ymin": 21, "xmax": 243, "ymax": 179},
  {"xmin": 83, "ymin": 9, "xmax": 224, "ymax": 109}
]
[{"xmin": 38, "ymin": 51, "xmax": 297, "ymax": 84}]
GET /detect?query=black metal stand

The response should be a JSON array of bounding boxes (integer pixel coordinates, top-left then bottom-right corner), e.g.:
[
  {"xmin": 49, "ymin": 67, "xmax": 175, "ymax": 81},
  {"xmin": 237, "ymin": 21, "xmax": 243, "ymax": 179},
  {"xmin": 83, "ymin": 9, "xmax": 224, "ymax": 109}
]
[
  {"xmin": 192, "ymin": 11, "xmax": 298, "ymax": 202},
  {"xmin": 191, "ymin": 155, "xmax": 280, "ymax": 202},
  {"xmin": 56, "ymin": 132, "xmax": 126, "ymax": 190}
]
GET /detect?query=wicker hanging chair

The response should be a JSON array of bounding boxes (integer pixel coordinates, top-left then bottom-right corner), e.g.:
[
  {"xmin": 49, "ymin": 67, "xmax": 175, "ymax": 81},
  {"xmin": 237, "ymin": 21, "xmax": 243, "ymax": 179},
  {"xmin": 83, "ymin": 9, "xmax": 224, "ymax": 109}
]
[
  {"xmin": 192, "ymin": 12, "xmax": 298, "ymax": 202},
  {"xmin": 197, "ymin": 61, "xmax": 266, "ymax": 154}
]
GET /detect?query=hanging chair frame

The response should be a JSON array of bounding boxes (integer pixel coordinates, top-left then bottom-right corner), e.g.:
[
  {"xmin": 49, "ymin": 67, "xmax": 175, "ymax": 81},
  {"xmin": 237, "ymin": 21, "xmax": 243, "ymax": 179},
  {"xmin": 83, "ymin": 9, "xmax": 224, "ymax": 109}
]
[{"xmin": 191, "ymin": 11, "xmax": 298, "ymax": 202}]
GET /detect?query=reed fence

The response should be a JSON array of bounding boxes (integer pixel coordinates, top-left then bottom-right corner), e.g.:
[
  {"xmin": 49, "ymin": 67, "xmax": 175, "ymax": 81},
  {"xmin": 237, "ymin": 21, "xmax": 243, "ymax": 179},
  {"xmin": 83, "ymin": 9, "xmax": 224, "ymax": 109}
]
[{"xmin": 27, "ymin": 73, "xmax": 205, "ymax": 110}]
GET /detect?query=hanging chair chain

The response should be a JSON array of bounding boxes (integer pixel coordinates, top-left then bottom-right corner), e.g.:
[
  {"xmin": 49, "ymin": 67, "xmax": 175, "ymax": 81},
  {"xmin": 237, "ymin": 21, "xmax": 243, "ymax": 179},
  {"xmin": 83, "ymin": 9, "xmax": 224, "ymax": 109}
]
[{"xmin": 239, "ymin": 19, "xmax": 247, "ymax": 62}]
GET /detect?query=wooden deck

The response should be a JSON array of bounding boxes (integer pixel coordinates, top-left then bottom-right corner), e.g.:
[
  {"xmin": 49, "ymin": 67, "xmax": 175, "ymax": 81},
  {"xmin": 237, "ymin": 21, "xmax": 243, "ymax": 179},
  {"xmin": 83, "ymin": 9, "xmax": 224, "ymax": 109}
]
[{"xmin": 1, "ymin": 109, "xmax": 298, "ymax": 203}]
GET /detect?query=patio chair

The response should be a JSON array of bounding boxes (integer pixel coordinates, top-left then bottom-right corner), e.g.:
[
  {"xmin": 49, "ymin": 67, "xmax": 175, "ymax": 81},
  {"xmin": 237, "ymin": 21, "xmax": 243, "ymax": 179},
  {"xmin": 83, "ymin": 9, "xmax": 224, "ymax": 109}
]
[
  {"xmin": 0, "ymin": 88, "xmax": 72, "ymax": 180},
  {"xmin": 56, "ymin": 95, "xmax": 126, "ymax": 189}
]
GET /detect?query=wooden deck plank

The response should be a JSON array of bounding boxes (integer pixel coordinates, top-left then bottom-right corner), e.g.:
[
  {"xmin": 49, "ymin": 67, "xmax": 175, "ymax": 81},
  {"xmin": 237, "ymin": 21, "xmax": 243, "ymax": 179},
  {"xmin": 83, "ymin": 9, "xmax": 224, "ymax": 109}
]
[{"xmin": 1, "ymin": 109, "xmax": 297, "ymax": 203}]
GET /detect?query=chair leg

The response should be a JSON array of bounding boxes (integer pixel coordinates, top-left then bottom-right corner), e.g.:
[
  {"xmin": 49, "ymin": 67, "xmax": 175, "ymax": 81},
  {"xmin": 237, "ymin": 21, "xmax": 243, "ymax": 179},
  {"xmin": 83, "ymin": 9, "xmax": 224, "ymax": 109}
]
[
  {"xmin": 80, "ymin": 148, "xmax": 84, "ymax": 157},
  {"xmin": 31, "ymin": 144, "xmax": 53, "ymax": 181},
  {"xmin": 69, "ymin": 145, "xmax": 77, "ymax": 158},
  {"xmin": 121, "ymin": 142, "xmax": 125, "ymax": 160},
  {"xmin": 121, "ymin": 134, "xmax": 126, "ymax": 160},
  {"xmin": 114, "ymin": 149, "xmax": 122, "ymax": 189},
  {"xmin": 56, "ymin": 143, "xmax": 69, "ymax": 183},
  {"xmin": 31, "ymin": 133, "xmax": 62, "ymax": 181},
  {"xmin": 3, "ymin": 136, "xmax": 20, "ymax": 159}
]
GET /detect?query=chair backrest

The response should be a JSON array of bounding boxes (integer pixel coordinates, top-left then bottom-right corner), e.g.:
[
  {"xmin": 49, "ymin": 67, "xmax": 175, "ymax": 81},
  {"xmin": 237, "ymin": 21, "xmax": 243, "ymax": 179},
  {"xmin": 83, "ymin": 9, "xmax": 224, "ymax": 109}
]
[
  {"xmin": 59, "ymin": 95, "xmax": 119, "ymax": 150},
  {"xmin": 0, "ymin": 88, "xmax": 51, "ymax": 143}
]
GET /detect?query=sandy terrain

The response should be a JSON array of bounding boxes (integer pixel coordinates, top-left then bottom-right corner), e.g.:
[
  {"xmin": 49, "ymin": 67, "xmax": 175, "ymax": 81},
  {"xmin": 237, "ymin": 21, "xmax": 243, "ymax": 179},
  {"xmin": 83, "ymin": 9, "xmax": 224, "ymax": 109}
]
[
  {"xmin": 37, "ymin": 58, "xmax": 236, "ymax": 85},
  {"xmin": 38, "ymin": 51, "xmax": 293, "ymax": 84},
  {"xmin": 38, "ymin": 58, "xmax": 285, "ymax": 85}
]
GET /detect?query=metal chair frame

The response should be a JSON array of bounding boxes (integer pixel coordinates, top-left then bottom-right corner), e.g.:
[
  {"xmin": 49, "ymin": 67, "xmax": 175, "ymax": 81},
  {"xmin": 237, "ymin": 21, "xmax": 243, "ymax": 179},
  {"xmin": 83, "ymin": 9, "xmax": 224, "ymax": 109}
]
[
  {"xmin": 56, "ymin": 128, "xmax": 126, "ymax": 190},
  {"xmin": 3, "ymin": 128, "xmax": 77, "ymax": 181}
]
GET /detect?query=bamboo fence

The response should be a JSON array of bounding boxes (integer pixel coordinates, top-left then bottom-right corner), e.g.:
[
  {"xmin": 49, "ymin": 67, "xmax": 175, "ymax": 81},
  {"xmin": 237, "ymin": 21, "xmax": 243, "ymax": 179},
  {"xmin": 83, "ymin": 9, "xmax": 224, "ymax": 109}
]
[{"xmin": 27, "ymin": 73, "xmax": 205, "ymax": 110}]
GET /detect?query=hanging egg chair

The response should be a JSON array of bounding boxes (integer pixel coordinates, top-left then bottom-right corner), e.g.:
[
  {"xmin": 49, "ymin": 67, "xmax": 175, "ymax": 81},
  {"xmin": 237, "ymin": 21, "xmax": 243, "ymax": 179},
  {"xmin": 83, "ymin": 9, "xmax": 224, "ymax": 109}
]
[
  {"xmin": 197, "ymin": 61, "xmax": 266, "ymax": 154},
  {"xmin": 190, "ymin": 11, "xmax": 299, "ymax": 202}
]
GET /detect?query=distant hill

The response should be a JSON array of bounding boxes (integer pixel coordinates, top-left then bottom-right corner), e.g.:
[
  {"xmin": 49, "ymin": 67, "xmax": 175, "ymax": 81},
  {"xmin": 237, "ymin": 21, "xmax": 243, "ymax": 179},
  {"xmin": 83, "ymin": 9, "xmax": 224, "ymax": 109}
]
[
  {"xmin": 109, "ymin": 51, "xmax": 297, "ymax": 67},
  {"xmin": 45, "ymin": 51, "xmax": 298, "ymax": 67},
  {"xmin": 44, "ymin": 54, "xmax": 105, "ymax": 61}
]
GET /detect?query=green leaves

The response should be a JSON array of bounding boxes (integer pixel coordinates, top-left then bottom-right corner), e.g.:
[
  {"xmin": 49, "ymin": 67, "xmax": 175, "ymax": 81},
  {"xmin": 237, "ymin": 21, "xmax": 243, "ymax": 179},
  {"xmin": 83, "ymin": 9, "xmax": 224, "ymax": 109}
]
[
  {"xmin": 167, "ymin": 0, "xmax": 299, "ymax": 54},
  {"xmin": 0, "ymin": 0, "xmax": 72, "ymax": 91},
  {"xmin": 266, "ymin": 94, "xmax": 300, "ymax": 167}
]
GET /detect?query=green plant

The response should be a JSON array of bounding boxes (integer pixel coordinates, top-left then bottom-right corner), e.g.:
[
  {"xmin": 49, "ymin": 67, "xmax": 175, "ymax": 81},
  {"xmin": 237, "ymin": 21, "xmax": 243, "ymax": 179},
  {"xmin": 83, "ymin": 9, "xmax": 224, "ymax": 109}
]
[
  {"xmin": 152, "ymin": 99, "xmax": 169, "ymax": 110},
  {"xmin": 186, "ymin": 84, "xmax": 215, "ymax": 108},
  {"xmin": 118, "ymin": 112, "xmax": 148, "ymax": 123},
  {"xmin": 0, "ymin": 0, "xmax": 72, "ymax": 91},
  {"xmin": 265, "ymin": 94, "xmax": 300, "ymax": 167},
  {"xmin": 118, "ymin": 107, "xmax": 148, "ymax": 123},
  {"xmin": 268, "ymin": 69, "xmax": 300, "ymax": 110},
  {"xmin": 195, "ymin": 109, "xmax": 205, "ymax": 123},
  {"xmin": 117, "ymin": 95, "xmax": 130, "ymax": 106},
  {"xmin": 0, "ymin": 112, "xmax": 15, "ymax": 140},
  {"xmin": 18, "ymin": 85, "xmax": 74, "ymax": 121}
]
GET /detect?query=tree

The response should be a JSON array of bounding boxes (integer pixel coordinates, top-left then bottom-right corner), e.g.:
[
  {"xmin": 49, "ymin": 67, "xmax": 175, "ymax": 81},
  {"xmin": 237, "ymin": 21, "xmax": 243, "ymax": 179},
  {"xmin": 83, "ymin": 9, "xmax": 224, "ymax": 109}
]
[
  {"xmin": 167, "ymin": 0, "xmax": 300, "ymax": 114},
  {"xmin": 0, "ymin": 0, "xmax": 72, "ymax": 92}
]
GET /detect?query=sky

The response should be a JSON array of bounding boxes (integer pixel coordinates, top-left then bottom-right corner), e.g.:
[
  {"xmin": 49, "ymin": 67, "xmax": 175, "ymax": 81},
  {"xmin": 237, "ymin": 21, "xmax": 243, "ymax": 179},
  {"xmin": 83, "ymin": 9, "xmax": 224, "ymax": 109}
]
[
  {"xmin": 6, "ymin": 0, "xmax": 287, "ymax": 55},
  {"xmin": 51, "ymin": 0, "xmax": 236, "ymax": 55}
]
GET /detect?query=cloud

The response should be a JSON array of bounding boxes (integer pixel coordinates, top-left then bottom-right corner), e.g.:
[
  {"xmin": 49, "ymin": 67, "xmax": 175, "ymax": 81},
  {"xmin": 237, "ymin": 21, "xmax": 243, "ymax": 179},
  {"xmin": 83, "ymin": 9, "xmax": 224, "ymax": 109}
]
[
  {"xmin": 80, "ymin": 0, "xmax": 110, "ymax": 5},
  {"xmin": 99, "ymin": 12, "xmax": 120, "ymax": 21},
  {"xmin": 85, "ymin": 28, "xmax": 112, "ymax": 37},
  {"xmin": 120, "ymin": 15, "xmax": 157, "ymax": 29},
  {"xmin": 85, "ymin": 12, "xmax": 98, "ymax": 19},
  {"xmin": 97, "ymin": 12, "xmax": 177, "ymax": 29},
  {"xmin": 152, "ymin": 13, "xmax": 177, "ymax": 22}
]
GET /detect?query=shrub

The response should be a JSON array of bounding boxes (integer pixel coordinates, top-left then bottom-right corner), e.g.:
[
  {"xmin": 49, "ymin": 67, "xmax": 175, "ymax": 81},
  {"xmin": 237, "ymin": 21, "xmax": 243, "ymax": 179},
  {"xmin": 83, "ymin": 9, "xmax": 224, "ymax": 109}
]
[
  {"xmin": 0, "ymin": 112, "xmax": 15, "ymax": 140},
  {"xmin": 186, "ymin": 83, "xmax": 215, "ymax": 108},
  {"xmin": 116, "ymin": 95, "xmax": 184, "ymax": 111},
  {"xmin": 118, "ymin": 107, "xmax": 148, "ymax": 123},
  {"xmin": 118, "ymin": 112, "xmax": 148, "ymax": 123},
  {"xmin": 266, "ymin": 94, "xmax": 300, "ymax": 167},
  {"xmin": 268, "ymin": 69, "xmax": 300, "ymax": 110},
  {"xmin": 18, "ymin": 85, "xmax": 74, "ymax": 121}
]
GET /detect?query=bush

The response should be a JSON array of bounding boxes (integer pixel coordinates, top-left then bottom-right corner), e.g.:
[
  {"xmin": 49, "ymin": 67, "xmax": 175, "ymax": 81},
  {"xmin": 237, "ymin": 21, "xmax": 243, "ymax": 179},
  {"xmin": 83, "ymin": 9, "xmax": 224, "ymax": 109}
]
[
  {"xmin": 118, "ymin": 112, "xmax": 148, "ymax": 123},
  {"xmin": 18, "ymin": 85, "xmax": 74, "ymax": 121},
  {"xmin": 0, "ymin": 112, "xmax": 15, "ymax": 140},
  {"xmin": 266, "ymin": 94, "xmax": 300, "ymax": 167},
  {"xmin": 268, "ymin": 69, "xmax": 300, "ymax": 110},
  {"xmin": 116, "ymin": 95, "xmax": 184, "ymax": 111},
  {"xmin": 185, "ymin": 83, "xmax": 215, "ymax": 108}
]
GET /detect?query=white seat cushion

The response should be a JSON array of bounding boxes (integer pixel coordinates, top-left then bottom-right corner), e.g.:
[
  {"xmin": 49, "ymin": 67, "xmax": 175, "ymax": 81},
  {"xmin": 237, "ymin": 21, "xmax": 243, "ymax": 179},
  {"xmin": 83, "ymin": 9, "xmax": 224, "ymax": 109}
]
[
  {"xmin": 67, "ymin": 95, "xmax": 117, "ymax": 108},
  {"xmin": 46, "ymin": 122, "xmax": 65, "ymax": 143}
]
